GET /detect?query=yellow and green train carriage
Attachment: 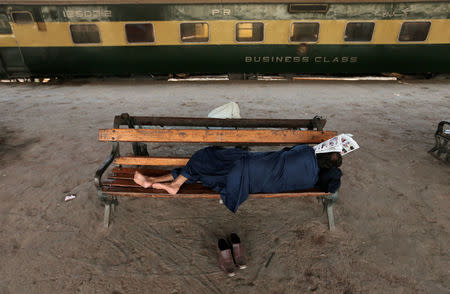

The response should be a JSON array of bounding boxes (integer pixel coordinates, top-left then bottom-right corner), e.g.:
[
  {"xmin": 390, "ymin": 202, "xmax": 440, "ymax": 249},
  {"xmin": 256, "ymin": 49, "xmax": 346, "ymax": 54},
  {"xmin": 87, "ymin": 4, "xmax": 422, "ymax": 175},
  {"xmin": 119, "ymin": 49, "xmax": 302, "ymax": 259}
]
[{"xmin": 0, "ymin": 0, "xmax": 449, "ymax": 78}]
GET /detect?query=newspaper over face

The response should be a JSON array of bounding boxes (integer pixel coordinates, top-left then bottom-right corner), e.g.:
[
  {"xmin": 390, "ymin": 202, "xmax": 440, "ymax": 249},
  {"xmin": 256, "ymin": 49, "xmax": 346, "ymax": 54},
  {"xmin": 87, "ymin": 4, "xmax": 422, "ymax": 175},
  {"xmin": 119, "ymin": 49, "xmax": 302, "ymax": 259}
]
[{"xmin": 313, "ymin": 134, "xmax": 360, "ymax": 156}]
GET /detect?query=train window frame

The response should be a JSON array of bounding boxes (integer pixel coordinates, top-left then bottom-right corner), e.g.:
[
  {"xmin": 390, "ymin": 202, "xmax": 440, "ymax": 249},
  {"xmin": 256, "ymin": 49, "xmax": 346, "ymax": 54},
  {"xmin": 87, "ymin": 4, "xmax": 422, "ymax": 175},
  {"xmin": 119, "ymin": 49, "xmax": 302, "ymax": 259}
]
[
  {"xmin": 398, "ymin": 21, "xmax": 431, "ymax": 42},
  {"xmin": 289, "ymin": 22, "xmax": 320, "ymax": 43},
  {"xmin": 11, "ymin": 11, "xmax": 34, "ymax": 25},
  {"xmin": 69, "ymin": 24, "xmax": 102, "ymax": 45},
  {"xmin": 179, "ymin": 22, "xmax": 210, "ymax": 43},
  {"xmin": 124, "ymin": 23, "xmax": 156, "ymax": 44},
  {"xmin": 0, "ymin": 13, "xmax": 12, "ymax": 34},
  {"xmin": 235, "ymin": 22, "xmax": 265, "ymax": 43},
  {"xmin": 344, "ymin": 22, "xmax": 375, "ymax": 42}
]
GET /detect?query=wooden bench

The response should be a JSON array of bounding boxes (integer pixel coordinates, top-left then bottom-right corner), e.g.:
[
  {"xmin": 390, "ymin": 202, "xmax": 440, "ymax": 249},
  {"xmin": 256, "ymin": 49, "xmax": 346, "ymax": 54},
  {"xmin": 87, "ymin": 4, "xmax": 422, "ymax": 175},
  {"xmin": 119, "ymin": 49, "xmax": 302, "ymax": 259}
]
[{"xmin": 95, "ymin": 113, "xmax": 340, "ymax": 229}]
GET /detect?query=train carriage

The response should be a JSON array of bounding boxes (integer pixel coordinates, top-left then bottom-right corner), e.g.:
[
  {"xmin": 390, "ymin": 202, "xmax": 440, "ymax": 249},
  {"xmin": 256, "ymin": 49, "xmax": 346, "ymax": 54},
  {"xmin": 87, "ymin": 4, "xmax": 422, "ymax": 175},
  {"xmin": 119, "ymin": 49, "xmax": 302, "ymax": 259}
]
[{"xmin": 0, "ymin": 0, "xmax": 449, "ymax": 78}]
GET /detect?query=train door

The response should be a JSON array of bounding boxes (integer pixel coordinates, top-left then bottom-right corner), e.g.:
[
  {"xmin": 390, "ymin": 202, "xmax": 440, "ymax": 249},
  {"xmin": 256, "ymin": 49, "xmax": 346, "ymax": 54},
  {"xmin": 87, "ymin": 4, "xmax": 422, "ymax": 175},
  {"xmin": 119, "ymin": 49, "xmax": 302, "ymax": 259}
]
[{"xmin": 0, "ymin": 11, "xmax": 29, "ymax": 78}]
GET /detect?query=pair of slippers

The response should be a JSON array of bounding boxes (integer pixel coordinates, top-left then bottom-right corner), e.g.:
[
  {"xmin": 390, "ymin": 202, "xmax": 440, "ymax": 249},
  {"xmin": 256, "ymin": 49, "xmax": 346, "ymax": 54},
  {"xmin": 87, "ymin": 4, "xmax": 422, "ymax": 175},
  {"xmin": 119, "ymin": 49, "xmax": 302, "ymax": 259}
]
[{"xmin": 218, "ymin": 233, "xmax": 247, "ymax": 277}]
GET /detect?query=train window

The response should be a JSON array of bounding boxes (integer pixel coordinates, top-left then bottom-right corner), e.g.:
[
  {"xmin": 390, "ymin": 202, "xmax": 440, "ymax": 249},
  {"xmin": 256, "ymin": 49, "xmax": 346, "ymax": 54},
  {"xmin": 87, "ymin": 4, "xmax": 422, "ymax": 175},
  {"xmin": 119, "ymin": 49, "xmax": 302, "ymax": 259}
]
[
  {"xmin": 125, "ymin": 23, "xmax": 155, "ymax": 43},
  {"xmin": 0, "ymin": 13, "xmax": 12, "ymax": 34},
  {"xmin": 180, "ymin": 23, "xmax": 209, "ymax": 42},
  {"xmin": 70, "ymin": 24, "xmax": 101, "ymax": 44},
  {"xmin": 236, "ymin": 22, "xmax": 264, "ymax": 42},
  {"xmin": 344, "ymin": 22, "xmax": 375, "ymax": 42},
  {"xmin": 11, "ymin": 12, "xmax": 33, "ymax": 24},
  {"xmin": 399, "ymin": 22, "xmax": 431, "ymax": 42},
  {"xmin": 290, "ymin": 23, "xmax": 319, "ymax": 42}
]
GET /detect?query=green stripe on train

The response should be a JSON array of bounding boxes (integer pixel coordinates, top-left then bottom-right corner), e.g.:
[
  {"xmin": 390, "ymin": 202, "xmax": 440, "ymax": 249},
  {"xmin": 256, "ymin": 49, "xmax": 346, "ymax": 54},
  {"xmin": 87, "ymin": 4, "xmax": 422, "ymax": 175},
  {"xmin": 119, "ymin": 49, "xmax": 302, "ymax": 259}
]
[
  {"xmin": 10, "ymin": 44, "xmax": 450, "ymax": 77},
  {"xmin": 1, "ymin": 2, "xmax": 449, "ymax": 22}
]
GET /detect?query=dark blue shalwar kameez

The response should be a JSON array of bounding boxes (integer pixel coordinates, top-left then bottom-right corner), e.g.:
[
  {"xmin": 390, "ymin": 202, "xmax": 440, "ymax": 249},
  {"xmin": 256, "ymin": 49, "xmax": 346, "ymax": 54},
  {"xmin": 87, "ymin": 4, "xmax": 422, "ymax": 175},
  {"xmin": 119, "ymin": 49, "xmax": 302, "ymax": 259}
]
[{"xmin": 172, "ymin": 145, "xmax": 321, "ymax": 213}]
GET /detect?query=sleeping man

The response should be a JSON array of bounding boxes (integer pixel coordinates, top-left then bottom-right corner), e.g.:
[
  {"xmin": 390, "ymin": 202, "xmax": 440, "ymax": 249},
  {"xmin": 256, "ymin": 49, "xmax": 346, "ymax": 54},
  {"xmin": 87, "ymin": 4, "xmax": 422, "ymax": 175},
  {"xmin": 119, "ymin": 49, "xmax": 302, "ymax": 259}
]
[{"xmin": 133, "ymin": 144, "xmax": 342, "ymax": 213}]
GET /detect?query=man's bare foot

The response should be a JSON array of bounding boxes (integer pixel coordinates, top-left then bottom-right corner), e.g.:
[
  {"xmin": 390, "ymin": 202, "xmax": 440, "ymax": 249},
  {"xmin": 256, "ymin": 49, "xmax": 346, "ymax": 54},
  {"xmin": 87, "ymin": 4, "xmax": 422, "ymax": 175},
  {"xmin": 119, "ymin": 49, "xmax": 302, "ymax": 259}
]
[
  {"xmin": 152, "ymin": 182, "xmax": 180, "ymax": 195},
  {"xmin": 133, "ymin": 171, "xmax": 153, "ymax": 188}
]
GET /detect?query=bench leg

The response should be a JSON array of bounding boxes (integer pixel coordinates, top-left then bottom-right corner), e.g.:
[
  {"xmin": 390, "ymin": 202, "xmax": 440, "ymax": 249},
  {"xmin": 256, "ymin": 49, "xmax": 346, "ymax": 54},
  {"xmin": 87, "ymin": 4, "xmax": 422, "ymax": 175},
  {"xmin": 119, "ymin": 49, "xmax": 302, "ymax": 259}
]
[
  {"xmin": 100, "ymin": 196, "xmax": 118, "ymax": 228},
  {"xmin": 326, "ymin": 202, "xmax": 335, "ymax": 231},
  {"xmin": 104, "ymin": 204, "xmax": 111, "ymax": 228},
  {"xmin": 318, "ymin": 192, "xmax": 338, "ymax": 231}
]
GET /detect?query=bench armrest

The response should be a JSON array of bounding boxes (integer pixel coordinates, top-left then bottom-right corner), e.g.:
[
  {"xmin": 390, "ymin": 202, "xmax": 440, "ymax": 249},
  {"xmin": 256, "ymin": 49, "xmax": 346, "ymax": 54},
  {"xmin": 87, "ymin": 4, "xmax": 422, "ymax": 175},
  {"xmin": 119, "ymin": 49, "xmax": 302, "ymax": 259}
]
[
  {"xmin": 436, "ymin": 121, "xmax": 449, "ymax": 138},
  {"xmin": 95, "ymin": 142, "xmax": 119, "ymax": 188},
  {"xmin": 95, "ymin": 152, "xmax": 116, "ymax": 188}
]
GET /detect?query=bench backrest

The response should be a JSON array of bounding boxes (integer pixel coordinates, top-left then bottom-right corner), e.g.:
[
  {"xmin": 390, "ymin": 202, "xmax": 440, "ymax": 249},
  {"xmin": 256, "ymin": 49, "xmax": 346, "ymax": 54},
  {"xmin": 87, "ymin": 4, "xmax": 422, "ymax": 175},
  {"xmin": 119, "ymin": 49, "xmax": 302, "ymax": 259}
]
[{"xmin": 98, "ymin": 114, "xmax": 336, "ymax": 167}]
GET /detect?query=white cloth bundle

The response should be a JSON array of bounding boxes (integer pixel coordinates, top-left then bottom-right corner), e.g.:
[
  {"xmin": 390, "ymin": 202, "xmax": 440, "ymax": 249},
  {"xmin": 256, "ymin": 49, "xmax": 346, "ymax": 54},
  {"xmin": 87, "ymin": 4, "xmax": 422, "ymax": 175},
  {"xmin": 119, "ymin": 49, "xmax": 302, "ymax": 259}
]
[{"xmin": 208, "ymin": 102, "xmax": 241, "ymax": 119}]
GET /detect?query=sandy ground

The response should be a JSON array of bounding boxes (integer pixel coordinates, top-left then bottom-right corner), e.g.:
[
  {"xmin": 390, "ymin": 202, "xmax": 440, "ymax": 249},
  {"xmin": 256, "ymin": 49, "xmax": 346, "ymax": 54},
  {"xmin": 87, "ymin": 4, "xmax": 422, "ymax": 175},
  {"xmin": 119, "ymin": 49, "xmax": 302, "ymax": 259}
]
[{"xmin": 0, "ymin": 79, "xmax": 449, "ymax": 294}]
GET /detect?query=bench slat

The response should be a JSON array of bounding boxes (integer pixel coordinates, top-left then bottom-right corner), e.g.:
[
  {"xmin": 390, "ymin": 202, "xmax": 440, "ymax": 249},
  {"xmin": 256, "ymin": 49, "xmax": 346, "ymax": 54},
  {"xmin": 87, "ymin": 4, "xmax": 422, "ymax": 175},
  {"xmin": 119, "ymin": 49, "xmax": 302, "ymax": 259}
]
[
  {"xmin": 112, "ymin": 167, "xmax": 140, "ymax": 174},
  {"xmin": 99, "ymin": 129, "xmax": 336, "ymax": 144},
  {"xmin": 101, "ymin": 186, "xmax": 329, "ymax": 199},
  {"xmin": 112, "ymin": 167, "xmax": 170, "ymax": 175},
  {"xmin": 103, "ymin": 179, "xmax": 330, "ymax": 199},
  {"xmin": 109, "ymin": 173, "xmax": 165, "ymax": 180},
  {"xmin": 115, "ymin": 156, "xmax": 189, "ymax": 166}
]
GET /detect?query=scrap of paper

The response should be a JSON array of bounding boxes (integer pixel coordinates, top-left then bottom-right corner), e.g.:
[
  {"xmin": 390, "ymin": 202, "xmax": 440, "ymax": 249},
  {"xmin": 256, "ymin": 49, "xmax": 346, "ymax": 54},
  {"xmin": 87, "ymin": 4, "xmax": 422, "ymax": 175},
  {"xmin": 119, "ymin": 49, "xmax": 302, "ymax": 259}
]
[{"xmin": 64, "ymin": 195, "xmax": 76, "ymax": 202}]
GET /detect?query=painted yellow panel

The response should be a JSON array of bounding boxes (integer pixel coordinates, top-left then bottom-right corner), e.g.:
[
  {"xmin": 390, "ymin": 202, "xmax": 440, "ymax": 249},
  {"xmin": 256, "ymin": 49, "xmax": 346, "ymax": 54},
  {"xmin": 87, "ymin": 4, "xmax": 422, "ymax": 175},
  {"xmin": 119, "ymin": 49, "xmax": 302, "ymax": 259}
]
[
  {"xmin": 373, "ymin": 21, "xmax": 401, "ymax": 43},
  {"xmin": 266, "ymin": 21, "xmax": 290, "ymax": 44},
  {"xmin": 0, "ymin": 35, "xmax": 17, "ymax": 46},
  {"xmin": 209, "ymin": 21, "xmax": 232, "ymax": 44},
  {"xmin": 97, "ymin": 22, "xmax": 125, "ymax": 45},
  {"xmin": 153, "ymin": 22, "xmax": 181, "ymax": 45},
  {"xmin": 318, "ymin": 21, "xmax": 346, "ymax": 44},
  {"xmin": 11, "ymin": 22, "xmax": 71, "ymax": 46},
  {"xmin": 427, "ymin": 20, "xmax": 450, "ymax": 44},
  {"xmin": 3, "ymin": 19, "xmax": 450, "ymax": 47}
]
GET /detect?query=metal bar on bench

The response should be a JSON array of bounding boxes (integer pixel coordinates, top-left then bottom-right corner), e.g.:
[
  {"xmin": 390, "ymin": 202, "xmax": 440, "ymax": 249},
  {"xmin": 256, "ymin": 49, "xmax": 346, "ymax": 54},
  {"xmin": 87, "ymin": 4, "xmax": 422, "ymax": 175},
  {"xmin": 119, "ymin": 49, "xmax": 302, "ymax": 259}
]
[
  {"xmin": 99, "ymin": 129, "xmax": 337, "ymax": 144},
  {"xmin": 114, "ymin": 115, "xmax": 326, "ymax": 130},
  {"xmin": 101, "ymin": 187, "xmax": 330, "ymax": 199}
]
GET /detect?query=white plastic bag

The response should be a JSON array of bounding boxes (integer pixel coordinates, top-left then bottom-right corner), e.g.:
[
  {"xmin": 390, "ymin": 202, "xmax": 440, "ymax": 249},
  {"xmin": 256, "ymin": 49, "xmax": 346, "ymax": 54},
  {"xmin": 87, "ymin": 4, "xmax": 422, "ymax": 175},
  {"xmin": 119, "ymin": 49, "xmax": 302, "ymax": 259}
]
[{"xmin": 207, "ymin": 102, "xmax": 241, "ymax": 119}]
